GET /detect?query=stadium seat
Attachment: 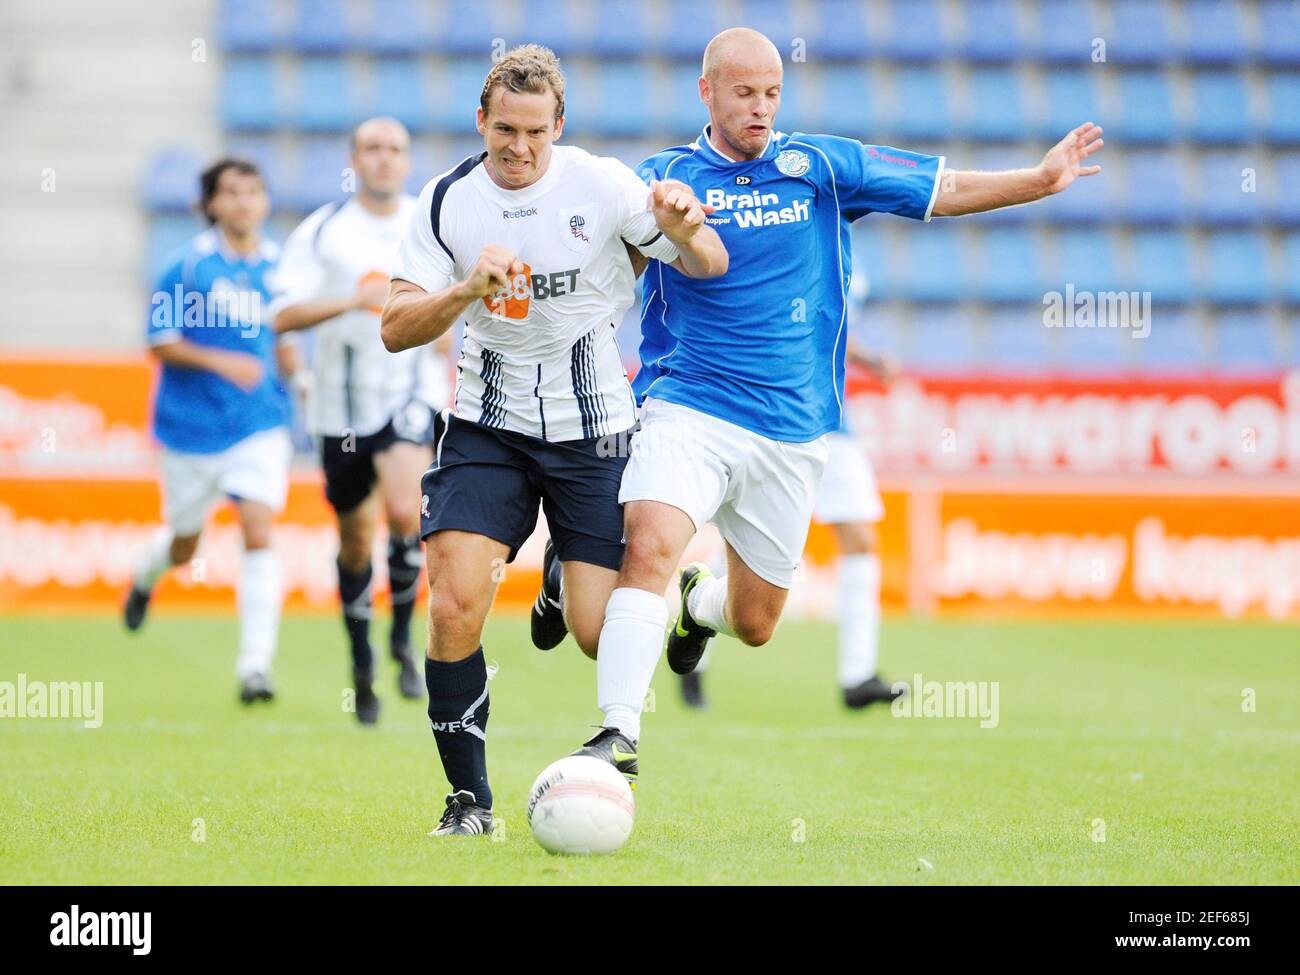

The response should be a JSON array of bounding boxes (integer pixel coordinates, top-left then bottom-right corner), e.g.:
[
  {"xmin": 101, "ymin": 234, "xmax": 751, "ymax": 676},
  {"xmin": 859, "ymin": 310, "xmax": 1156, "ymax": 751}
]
[
  {"xmin": 955, "ymin": 0, "xmax": 1027, "ymax": 63},
  {"xmin": 146, "ymin": 214, "xmax": 206, "ymax": 280},
  {"xmin": 523, "ymin": 0, "xmax": 581, "ymax": 56},
  {"xmin": 985, "ymin": 306, "xmax": 1053, "ymax": 370},
  {"xmin": 907, "ymin": 306, "xmax": 978, "ymax": 371},
  {"xmin": 738, "ymin": 0, "xmax": 801, "ymax": 53},
  {"xmin": 1108, "ymin": 0, "xmax": 1173, "ymax": 65},
  {"xmin": 1035, "ymin": 145, "xmax": 1114, "ymax": 224},
  {"xmin": 849, "ymin": 222, "xmax": 894, "ymax": 301},
  {"xmin": 1200, "ymin": 232, "xmax": 1269, "ymax": 304},
  {"xmin": 372, "ymin": 59, "xmax": 433, "ymax": 132},
  {"xmin": 592, "ymin": 0, "xmax": 650, "ymax": 57},
  {"xmin": 808, "ymin": 0, "xmax": 873, "ymax": 61},
  {"xmin": 221, "ymin": 58, "xmax": 280, "ymax": 131},
  {"xmin": 1270, "ymin": 155, "xmax": 1300, "ymax": 225},
  {"xmin": 1033, "ymin": 0, "xmax": 1102, "ymax": 64},
  {"xmin": 1036, "ymin": 70, "xmax": 1102, "ymax": 141},
  {"xmin": 1121, "ymin": 150, "xmax": 1186, "ymax": 224},
  {"xmin": 961, "ymin": 68, "xmax": 1026, "ymax": 141},
  {"xmin": 1054, "ymin": 227, "xmax": 1117, "ymax": 294},
  {"xmin": 1195, "ymin": 152, "xmax": 1266, "ymax": 225},
  {"xmin": 293, "ymin": 58, "xmax": 363, "ymax": 132},
  {"xmin": 1137, "ymin": 309, "xmax": 1207, "ymax": 372},
  {"xmin": 878, "ymin": 0, "xmax": 948, "ymax": 62},
  {"xmin": 654, "ymin": 0, "xmax": 722, "ymax": 59},
  {"xmin": 805, "ymin": 64, "xmax": 873, "ymax": 136},
  {"xmin": 899, "ymin": 224, "xmax": 968, "ymax": 302},
  {"xmin": 1126, "ymin": 228, "xmax": 1193, "ymax": 304},
  {"xmin": 361, "ymin": 0, "xmax": 435, "ymax": 55},
  {"xmin": 851, "ymin": 308, "xmax": 906, "ymax": 359},
  {"xmin": 1187, "ymin": 72, "xmax": 1253, "ymax": 144},
  {"xmin": 142, "ymin": 148, "xmax": 202, "ymax": 212},
  {"xmin": 583, "ymin": 62, "xmax": 651, "ymax": 137},
  {"xmin": 1262, "ymin": 74, "xmax": 1300, "ymax": 143},
  {"xmin": 1181, "ymin": 0, "xmax": 1247, "ymax": 65},
  {"xmin": 224, "ymin": 136, "xmax": 288, "ymax": 199},
  {"xmin": 1215, "ymin": 311, "xmax": 1279, "ymax": 371},
  {"xmin": 973, "ymin": 227, "xmax": 1045, "ymax": 302},
  {"xmin": 1057, "ymin": 316, "xmax": 1135, "ymax": 372},
  {"xmin": 432, "ymin": 60, "xmax": 495, "ymax": 134},
  {"xmin": 1111, "ymin": 71, "xmax": 1177, "ymax": 144},
  {"xmin": 1257, "ymin": 1, "xmax": 1300, "ymax": 65},
  {"xmin": 290, "ymin": 0, "xmax": 352, "ymax": 54},
  {"xmin": 291, "ymin": 138, "xmax": 352, "ymax": 212},
  {"xmin": 219, "ymin": 0, "xmax": 280, "ymax": 53},
  {"xmin": 889, "ymin": 66, "xmax": 950, "ymax": 142},
  {"xmin": 655, "ymin": 66, "xmax": 707, "ymax": 139},
  {"xmin": 436, "ymin": 0, "xmax": 509, "ymax": 56},
  {"xmin": 1281, "ymin": 234, "xmax": 1300, "ymax": 304}
]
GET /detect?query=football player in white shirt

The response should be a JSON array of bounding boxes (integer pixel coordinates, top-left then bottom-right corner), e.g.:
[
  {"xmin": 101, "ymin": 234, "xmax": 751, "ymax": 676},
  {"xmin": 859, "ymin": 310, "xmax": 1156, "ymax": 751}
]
[
  {"xmin": 380, "ymin": 45, "xmax": 727, "ymax": 836},
  {"xmin": 270, "ymin": 118, "xmax": 449, "ymax": 724}
]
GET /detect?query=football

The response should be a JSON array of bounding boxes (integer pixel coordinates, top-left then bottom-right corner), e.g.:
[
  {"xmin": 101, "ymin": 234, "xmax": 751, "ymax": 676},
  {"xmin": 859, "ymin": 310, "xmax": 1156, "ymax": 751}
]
[{"xmin": 527, "ymin": 756, "xmax": 635, "ymax": 855}]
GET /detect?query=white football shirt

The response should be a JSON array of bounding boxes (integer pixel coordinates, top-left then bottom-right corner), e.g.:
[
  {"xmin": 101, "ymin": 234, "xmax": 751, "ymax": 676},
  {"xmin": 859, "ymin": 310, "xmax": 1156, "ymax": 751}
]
[
  {"xmin": 391, "ymin": 145, "xmax": 680, "ymax": 442},
  {"xmin": 269, "ymin": 195, "xmax": 449, "ymax": 438}
]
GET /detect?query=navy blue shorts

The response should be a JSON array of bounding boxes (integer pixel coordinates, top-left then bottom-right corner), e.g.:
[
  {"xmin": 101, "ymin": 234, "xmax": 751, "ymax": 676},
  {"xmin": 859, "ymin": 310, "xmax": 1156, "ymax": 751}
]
[
  {"xmin": 419, "ymin": 415, "xmax": 630, "ymax": 570},
  {"xmin": 320, "ymin": 404, "xmax": 441, "ymax": 515}
]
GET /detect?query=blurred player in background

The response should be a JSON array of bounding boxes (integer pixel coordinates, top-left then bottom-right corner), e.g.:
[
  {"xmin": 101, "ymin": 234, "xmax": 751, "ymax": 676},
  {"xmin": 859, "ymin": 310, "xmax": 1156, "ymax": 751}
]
[
  {"xmin": 124, "ymin": 158, "xmax": 296, "ymax": 705},
  {"xmin": 270, "ymin": 117, "xmax": 449, "ymax": 725},
  {"xmin": 381, "ymin": 46, "xmax": 726, "ymax": 835}
]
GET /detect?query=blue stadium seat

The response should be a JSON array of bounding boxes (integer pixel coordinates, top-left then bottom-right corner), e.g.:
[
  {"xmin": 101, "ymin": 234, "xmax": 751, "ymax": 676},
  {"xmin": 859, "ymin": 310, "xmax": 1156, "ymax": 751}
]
[
  {"xmin": 219, "ymin": 0, "xmax": 280, "ymax": 53},
  {"xmin": 1195, "ymin": 152, "xmax": 1266, "ymax": 225},
  {"xmin": 985, "ymin": 307, "xmax": 1052, "ymax": 370},
  {"xmin": 143, "ymin": 148, "xmax": 202, "ymax": 212},
  {"xmin": 1138, "ymin": 310, "xmax": 1207, "ymax": 372},
  {"xmin": 1257, "ymin": 2, "xmax": 1300, "ymax": 65},
  {"xmin": 738, "ymin": 0, "xmax": 801, "ymax": 52},
  {"xmin": 372, "ymin": 59, "xmax": 432, "ymax": 132},
  {"xmin": 592, "ymin": 0, "xmax": 650, "ymax": 56},
  {"xmin": 147, "ymin": 214, "xmax": 206, "ymax": 280},
  {"xmin": 879, "ymin": 0, "xmax": 948, "ymax": 62},
  {"xmin": 889, "ymin": 66, "xmax": 950, "ymax": 141},
  {"xmin": 850, "ymin": 222, "xmax": 894, "ymax": 301},
  {"xmin": 1111, "ymin": 71, "xmax": 1177, "ymax": 143},
  {"xmin": 224, "ymin": 136, "xmax": 287, "ymax": 199},
  {"xmin": 1036, "ymin": 70, "xmax": 1101, "ymax": 140},
  {"xmin": 655, "ymin": 66, "xmax": 706, "ymax": 139},
  {"xmin": 1109, "ymin": 0, "xmax": 1172, "ymax": 65},
  {"xmin": 524, "ymin": 0, "xmax": 581, "ymax": 56},
  {"xmin": 362, "ymin": 0, "xmax": 434, "ymax": 55},
  {"xmin": 974, "ymin": 227, "xmax": 1045, "ymax": 301},
  {"xmin": 962, "ymin": 68, "xmax": 1025, "ymax": 141},
  {"xmin": 955, "ymin": 0, "xmax": 1027, "ymax": 62},
  {"xmin": 853, "ymin": 313, "xmax": 907, "ymax": 360},
  {"xmin": 808, "ymin": 0, "xmax": 874, "ymax": 61},
  {"xmin": 586, "ymin": 62, "xmax": 650, "ymax": 137},
  {"xmin": 436, "ymin": 0, "xmax": 509, "ymax": 56},
  {"xmin": 1035, "ymin": 146, "xmax": 1114, "ymax": 224},
  {"xmin": 1281, "ymin": 234, "xmax": 1300, "ymax": 304},
  {"xmin": 290, "ymin": 0, "xmax": 352, "ymax": 53},
  {"xmin": 433, "ymin": 60, "xmax": 495, "ymax": 134},
  {"xmin": 1181, "ymin": 0, "xmax": 1247, "ymax": 65},
  {"xmin": 908, "ymin": 306, "xmax": 978, "ymax": 371},
  {"xmin": 899, "ymin": 224, "xmax": 968, "ymax": 301},
  {"xmin": 654, "ymin": 0, "xmax": 721, "ymax": 59},
  {"xmin": 1263, "ymin": 74, "xmax": 1300, "ymax": 143},
  {"xmin": 1121, "ymin": 150, "xmax": 1186, "ymax": 224},
  {"xmin": 1215, "ymin": 311, "xmax": 1278, "ymax": 371},
  {"xmin": 1272, "ymin": 155, "xmax": 1300, "ymax": 225},
  {"xmin": 1057, "ymin": 316, "xmax": 1134, "ymax": 372},
  {"xmin": 1034, "ymin": 0, "xmax": 1102, "ymax": 64},
  {"xmin": 806, "ymin": 64, "xmax": 873, "ymax": 135},
  {"xmin": 221, "ymin": 58, "xmax": 280, "ymax": 131},
  {"xmin": 1054, "ymin": 227, "xmax": 1117, "ymax": 293},
  {"xmin": 1126, "ymin": 229, "xmax": 1193, "ymax": 304},
  {"xmin": 1201, "ymin": 232, "xmax": 1269, "ymax": 304},
  {"xmin": 1187, "ymin": 73, "xmax": 1253, "ymax": 144},
  {"xmin": 292, "ymin": 139, "xmax": 352, "ymax": 211},
  {"xmin": 294, "ymin": 58, "xmax": 362, "ymax": 132}
]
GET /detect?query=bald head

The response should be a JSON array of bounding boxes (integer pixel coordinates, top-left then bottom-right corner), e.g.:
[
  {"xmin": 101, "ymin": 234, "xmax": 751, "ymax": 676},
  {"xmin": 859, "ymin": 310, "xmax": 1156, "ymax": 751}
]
[
  {"xmin": 350, "ymin": 116, "xmax": 410, "ymax": 153},
  {"xmin": 698, "ymin": 28, "xmax": 784, "ymax": 161},
  {"xmin": 350, "ymin": 116, "xmax": 412, "ymax": 202}
]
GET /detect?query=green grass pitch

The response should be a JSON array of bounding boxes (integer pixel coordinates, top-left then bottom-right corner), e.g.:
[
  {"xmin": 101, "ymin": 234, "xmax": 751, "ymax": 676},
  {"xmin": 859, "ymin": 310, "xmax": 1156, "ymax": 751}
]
[{"xmin": 2, "ymin": 612, "xmax": 1297, "ymax": 885}]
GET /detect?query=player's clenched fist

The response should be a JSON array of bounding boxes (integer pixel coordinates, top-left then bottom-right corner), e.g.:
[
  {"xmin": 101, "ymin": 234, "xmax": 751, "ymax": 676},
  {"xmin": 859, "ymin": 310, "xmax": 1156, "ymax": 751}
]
[
  {"xmin": 462, "ymin": 244, "xmax": 525, "ymax": 300},
  {"xmin": 649, "ymin": 179, "xmax": 715, "ymax": 245}
]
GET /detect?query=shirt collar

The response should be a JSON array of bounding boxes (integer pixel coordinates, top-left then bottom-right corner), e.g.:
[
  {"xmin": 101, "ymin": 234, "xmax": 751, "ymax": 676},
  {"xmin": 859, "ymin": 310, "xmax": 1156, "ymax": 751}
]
[
  {"xmin": 696, "ymin": 124, "xmax": 780, "ymax": 164},
  {"xmin": 211, "ymin": 227, "xmax": 270, "ymax": 265}
]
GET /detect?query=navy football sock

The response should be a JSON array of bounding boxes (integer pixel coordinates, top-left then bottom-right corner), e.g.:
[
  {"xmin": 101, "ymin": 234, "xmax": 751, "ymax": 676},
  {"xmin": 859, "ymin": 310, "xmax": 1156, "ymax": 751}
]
[
  {"xmin": 387, "ymin": 533, "xmax": 422, "ymax": 657},
  {"xmin": 426, "ymin": 649, "xmax": 492, "ymax": 808},
  {"xmin": 337, "ymin": 558, "xmax": 374, "ymax": 676}
]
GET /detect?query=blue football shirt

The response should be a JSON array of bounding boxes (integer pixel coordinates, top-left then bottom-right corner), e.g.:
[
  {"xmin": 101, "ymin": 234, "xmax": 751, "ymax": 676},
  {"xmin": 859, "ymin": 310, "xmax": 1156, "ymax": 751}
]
[
  {"xmin": 147, "ymin": 228, "xmax": 291, "ymax": 454},
  {"xmin": 633, "ymin": 126, "xmax": 943, "ymax": 442}
]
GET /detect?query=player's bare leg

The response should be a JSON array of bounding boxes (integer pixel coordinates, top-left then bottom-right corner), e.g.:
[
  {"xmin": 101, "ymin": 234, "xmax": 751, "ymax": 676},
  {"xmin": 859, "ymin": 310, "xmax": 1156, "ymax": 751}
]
[
  {"xmin": 423, "ymin": 529, "xmax": 507, "ymax": 835},
  {"xmin": 336, "ymin": 489, "xmax": 383, "ymax": 722},
  {"xmin": 233, "ymin": 499, "xmax": 280, "ymax": 704},
  {"xmin": 559, "ymin": 560, "xmax": 620, "ymax": 660},
  {"xmin": 373, "ymin": 440, "xmax": 432, "ymax": 698},
  {"xmin": 124, "ymin": 530, "xmax": 201, "ymax": 631}
]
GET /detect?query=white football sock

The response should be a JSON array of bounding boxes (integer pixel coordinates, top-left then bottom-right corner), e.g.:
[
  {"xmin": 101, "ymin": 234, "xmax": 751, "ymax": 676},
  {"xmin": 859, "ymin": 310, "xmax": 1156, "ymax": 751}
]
[
  {"xmin": 837, "ymin": 553, "xmax": 881, "ymax": 688},
  {"xmin": 132, "ymin": 526, "xmax": 175, "ymax": 591},
  {"xmin": 596, "ymin": 587, "xmax": 668, "ymax": 742},
  {"xmin": 236, "ymin": 547, "xmax": 282, "ymax": 679},
  {"xmin": 685, "ymin": 574, "xmax": 736, "ymax": 638}
]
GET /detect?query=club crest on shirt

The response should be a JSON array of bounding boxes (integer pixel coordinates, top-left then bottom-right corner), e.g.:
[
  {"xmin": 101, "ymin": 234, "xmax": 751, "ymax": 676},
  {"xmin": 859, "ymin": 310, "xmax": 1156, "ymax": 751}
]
[
  {"xmin": 558, "ymin": 205, "xmax": 596, "ymax": 254},
  {"xmin": 774, "ymin": 149, "xmax": 811, "ymax": 178}
]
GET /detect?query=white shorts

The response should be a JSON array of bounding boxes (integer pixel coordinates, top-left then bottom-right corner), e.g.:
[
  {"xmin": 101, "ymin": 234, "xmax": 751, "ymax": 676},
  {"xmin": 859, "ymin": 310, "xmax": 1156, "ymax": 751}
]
[
  {"xmin": 160, "ymin": 426, "xmax": 293, "ymax": 537},
  {"xmin": 814, "ymin": 432, "xmax": 884, "ymax": 524},
  {"xmin": 619, "ymin": 397, "xmax": 829, "ymax": 589}
]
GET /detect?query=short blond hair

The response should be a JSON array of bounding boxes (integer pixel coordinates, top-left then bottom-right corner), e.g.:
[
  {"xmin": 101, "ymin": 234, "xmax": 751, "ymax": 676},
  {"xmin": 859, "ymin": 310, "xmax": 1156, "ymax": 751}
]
[{"xmin": 480, "ymin": 44, "xmax": 566, "ymax": 120}]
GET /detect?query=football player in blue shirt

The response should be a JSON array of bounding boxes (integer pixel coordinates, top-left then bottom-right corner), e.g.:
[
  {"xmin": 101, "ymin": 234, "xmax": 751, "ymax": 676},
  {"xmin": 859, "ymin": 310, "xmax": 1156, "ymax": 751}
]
[
  {"xmin": 124, "ymin": 158, "xmax": 298, "ymax": 705},
  {"xmin": 556, "ymin": 28, "xmax": 1104, "ymax": 770}
]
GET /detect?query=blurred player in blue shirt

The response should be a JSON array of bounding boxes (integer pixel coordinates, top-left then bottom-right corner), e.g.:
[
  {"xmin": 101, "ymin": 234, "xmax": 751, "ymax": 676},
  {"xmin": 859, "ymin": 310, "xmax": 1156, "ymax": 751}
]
[
  {"xmin": 124, "ymin": 158, "xmax": 298, "ymax": 705},
  {"xmin": 576, "ymin": 28, "xmax": 1103, "ymax": 758}
]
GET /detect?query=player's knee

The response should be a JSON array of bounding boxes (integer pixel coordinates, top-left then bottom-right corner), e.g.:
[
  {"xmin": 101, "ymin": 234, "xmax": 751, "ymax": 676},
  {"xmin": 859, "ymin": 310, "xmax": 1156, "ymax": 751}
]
[
  {"xmin": 385, "ymin": 500, "xmax": 421, "ymax": 538},
  {"xmin": 568, "ymin": 614, "xmax": 601, "ymax": 659},
  {"xmin": 835, "ymin": 521, "xmax": 875, "ymax": 555},
  {"xmin": 337, "ymin": 526, "xmax": 373, "ymax": 571},
  {"xmin": 620, "ymin": 530, "xmax": 678, "ymax": 589},
  {"xmin": 242, "ymin": 524, "xmax": 272, "ymax": 551},
  {"xmin": 425, "ymin": 583, "xmax": 482, "ymax": 646},
  {"xmin": 170, "ymin": 534, "xmax": 200, "ymax": 564},
  {"xmin": 731, "ymin": 606, "xmax": 778, "ymax": 647}
]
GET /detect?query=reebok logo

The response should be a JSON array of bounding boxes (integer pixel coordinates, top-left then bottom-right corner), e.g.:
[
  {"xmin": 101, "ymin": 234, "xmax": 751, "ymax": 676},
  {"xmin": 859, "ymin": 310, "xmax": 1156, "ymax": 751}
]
[{"xmin": 502, "ymin": 206, "xmax": 538, "ymax": 219}]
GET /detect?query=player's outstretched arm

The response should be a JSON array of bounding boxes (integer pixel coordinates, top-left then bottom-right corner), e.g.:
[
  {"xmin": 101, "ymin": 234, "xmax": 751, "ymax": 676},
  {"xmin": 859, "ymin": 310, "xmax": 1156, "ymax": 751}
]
[
  {"xmin": 151, "ymin": 339, "xmax": 265, "ymax": 391},
  {"xmin": 381, "ymin": 244, "xmax": 522, "ymax": 352},
  {"xmin": 931, "ymin": 122, "xmax": 1103, "ymax": 217},
  {"xmin": 273, "ymin": 280, "xmax": 388, "ymax": 334},
  {"xmin": 648, "ymin": 179, "xmax": 728, "ymax": 278}
]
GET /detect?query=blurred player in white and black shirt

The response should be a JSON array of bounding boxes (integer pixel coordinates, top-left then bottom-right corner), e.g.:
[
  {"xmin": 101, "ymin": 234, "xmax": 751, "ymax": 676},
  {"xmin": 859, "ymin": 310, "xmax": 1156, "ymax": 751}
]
[{"xmin": 271, "ymin": 117, "xmax": 449, "ymax": 724}]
